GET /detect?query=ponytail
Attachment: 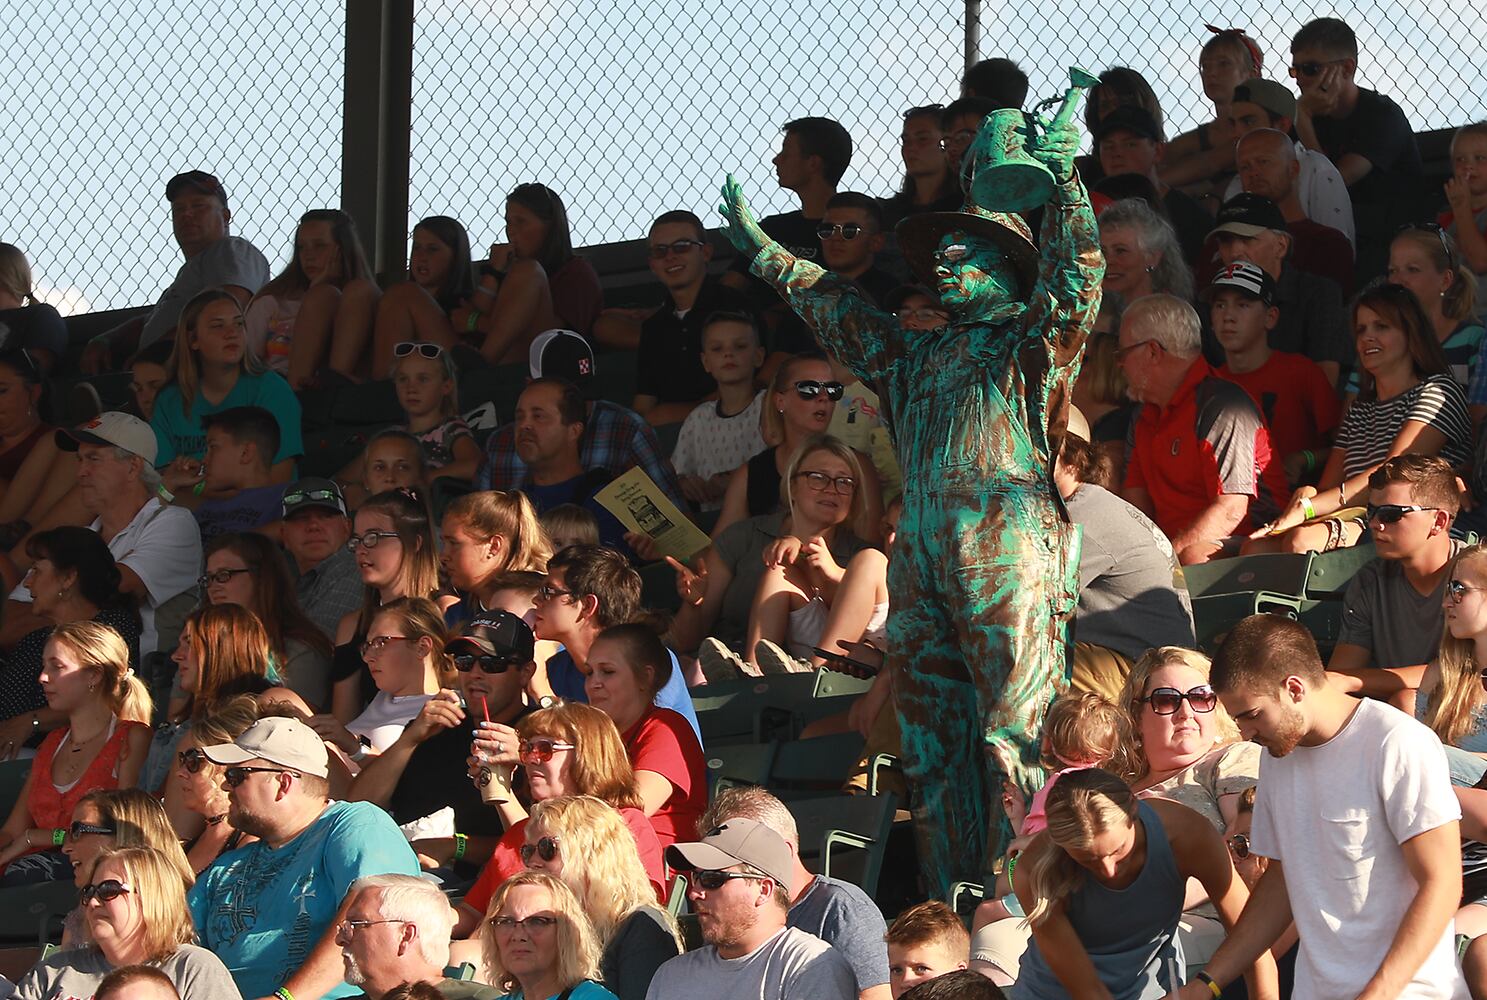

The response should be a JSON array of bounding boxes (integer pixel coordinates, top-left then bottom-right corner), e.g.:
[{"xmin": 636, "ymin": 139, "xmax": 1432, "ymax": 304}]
[
  {"xmin": 48, "ymin": 620, "xmax": 154, "ymax": 726},
  {"xmin": 444, "ymin": 490, "xmax": 553, "ymax": 573},
  {"xmin": 1444, "ymin": 262, "xmax": 1480, "ymax": 323},
  {"xmin": 1021, "ymin": 769, "xmax": 1139, "ymax": 927}
]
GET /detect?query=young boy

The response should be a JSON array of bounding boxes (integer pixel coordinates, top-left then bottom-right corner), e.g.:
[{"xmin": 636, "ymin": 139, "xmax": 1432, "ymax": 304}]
[
  {"xmin": 819, "ymin": 192, "xmax": 898, "ymax": 305},
  {"xmin": 1209, "ymin": 262, "xmax": 1338, "ymax": 485},
  {"xmin": 885, "ymin": 900, "xmax": 970, "ymax": 999},
  {"xmin": 668, "ymin": 311, "xmax": 767, "ymax": 511},
  {"xmin": 189, "ymin": 405, "xmax": 287, "ymax": 538}
]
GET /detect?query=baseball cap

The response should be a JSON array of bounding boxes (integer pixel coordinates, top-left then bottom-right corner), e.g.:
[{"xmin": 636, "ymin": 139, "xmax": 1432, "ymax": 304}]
[
  {"xmin": 282, "ymin": 477, "xmax": 348, "ymax": 519},
  {"xmin": 665, "ymin": 817, "xmax": 793, "ymax": 889},
  {"xmin": 1232, "ymin": 79, "xmax": 1297, "ymax": 123},
  {"xmin": 530, "ymin": 329, "xmax": 595, "ymax": 398},
  {"xmin": 1093, "ymin": 106, "xmax": 1161, "ymax": 145},
  {"xmin": 165, "ymin": 170, "xmax": 229, "ymax": 208},
  {"xmin": 445, "ymin": 609, "xmax": 536, "ymax": 661},
  {"xmin": 202, "ymin": 717, "xmax": 331, "ymax": 779},
  {"xmin": 1204, "ymin": 260, "xmax": 1277, "ymax": 306},
  {"xmin": 1208, "ymin": 193, "xmax": 1288, "ymax": 240},
  {"xmin": 55, "ymin": 411, "xmax": 159, "ymax": 465}
]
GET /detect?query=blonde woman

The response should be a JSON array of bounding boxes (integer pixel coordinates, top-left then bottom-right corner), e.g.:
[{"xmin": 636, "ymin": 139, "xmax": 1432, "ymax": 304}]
[
  {"xmin": 480, "ymin": 870, "xmax": 617, "ymax": 1000},
  {"xmin": 171, "ymin": 696, "xmax": 262, "ymax": 873},
  {"xmin": 1420, "ymin": 542, "xmax": 1487, "ymax": 752},
  {"xmin": 1010, "ymin": 769, "xmax": 1272, "ymax": 1000},
  {"xmin": 440, "ymin": 490, "xmax": 553, "ymax": 626},
  {"xmin": 0, "ymin": 622, "xmax": 152, "ymax": 885},
  {"xmin": 0, "ymin": 242, "xmax": 68, "ymax": 369},
  {"xmin": 14, "ymin": 845, "xmax": 242, "ymax": 999}
]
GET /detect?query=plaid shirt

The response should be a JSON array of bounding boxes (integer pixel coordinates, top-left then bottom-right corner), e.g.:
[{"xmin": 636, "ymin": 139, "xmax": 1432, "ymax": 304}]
[
  {"xmin": 294, "ymin": 545, "xmax": 365, "ymax": 641},
  {"xmin": 476, "ymin": 399, "xmax": 687, "ymax": 508}
]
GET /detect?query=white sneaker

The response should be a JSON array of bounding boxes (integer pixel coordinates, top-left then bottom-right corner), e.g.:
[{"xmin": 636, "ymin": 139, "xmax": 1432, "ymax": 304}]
[
  {"xmin": 698, "ymin": 637, "xmax": 749, "ymax": 684},
  {"xmin": 754, "ymin": 639, "xmax": 814, "ymax": 674}
]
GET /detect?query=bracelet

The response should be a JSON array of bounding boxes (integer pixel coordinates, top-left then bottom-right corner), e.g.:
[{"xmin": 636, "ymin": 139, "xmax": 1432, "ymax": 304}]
[
  {"xmin": 157, "ymin": 483, "xmax": 175, "ymax": 503},
  {"xmin": 22, "ymin": 830, "xmax": 30, "ymax": 848},
  {"xmin": 465, "ymin": 309, "xmax": 482, "ymax": 332},
  {"xmin": 454, "ymin": 832, "xmax": 468, "ymax": 861},
  {"xmin": 1005, "ymin": 852, "xmax": 1017, "ymax": 893},
  {"xmin": 1000, "ymin": 891, "xmax": 1025, "ymax": 918},
  {"xmin": 1195, "ymin": 971, "xmax": 1222, "ymax": 999},
  {"xmin": 193, "ymin": 480, "xmax": 206, "ymax": 496},
  {"xmin": 1337, "ymin": 485, "xmax": 1345, "ymax": 508},
  {"xmin": 51, "ymin": 828, "xmax": 65, "ymax": 847},
  {"xmin": 1300, "ymin": 496, "xmax": 1317, "ymax": 521},
  {"xmin": 1302, "ymin": 449, "xmax": 1317, "ymax": 472},
  {"xmin": 274, "ymin": 988, "xmax": 295, "ymax": 1000}
]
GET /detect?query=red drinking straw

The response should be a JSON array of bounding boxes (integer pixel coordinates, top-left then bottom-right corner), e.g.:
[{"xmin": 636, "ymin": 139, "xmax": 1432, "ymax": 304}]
[{"xmin": 480, "ymin": 695, "xmax": 490, "ymax": 724}]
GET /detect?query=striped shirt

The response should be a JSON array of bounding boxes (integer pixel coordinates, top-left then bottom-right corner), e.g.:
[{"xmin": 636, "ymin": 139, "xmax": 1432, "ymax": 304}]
[{"xmin": 1334, "ymin": 374, "xmax": 1470, "ymax": 479}]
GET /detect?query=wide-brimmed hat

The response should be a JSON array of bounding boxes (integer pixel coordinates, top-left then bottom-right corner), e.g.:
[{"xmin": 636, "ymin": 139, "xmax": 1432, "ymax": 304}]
[{"xmin": 896, "ymin": 205, "xmax": 1039, "ymax": 296}]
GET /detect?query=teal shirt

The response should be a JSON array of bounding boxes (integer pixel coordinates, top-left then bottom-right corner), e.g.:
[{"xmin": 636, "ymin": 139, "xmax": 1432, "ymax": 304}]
[
  {"xmin": 501, "ymin": 982, "xmax": 617, "ymax": 1000},
  {"xmin": 189, "ymin": 800, "xmax": 421, "ymax": 1000},
  {"xmin": 151, "ymin": 370, "xmax": 304, "ymax": 465}
]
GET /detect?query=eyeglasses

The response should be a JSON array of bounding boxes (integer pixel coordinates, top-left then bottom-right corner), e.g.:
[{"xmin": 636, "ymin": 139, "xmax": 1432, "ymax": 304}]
[
  {"xmin": 793, "ymin": 380, "xmax": 844, "ymax": 401},
  {"xmin": 1396, "ymin": 222, "xmax": 1456, "ymax": 269},
  {"xmin": 80, "ymin": 879, "xmax": 133, "ymax": 904},
  {"xmin": 70, "ymin": 821, "xmax": 116, "ymax": 841},
  {"xmin": 536, "ymin": 584, "xmax": 574, "ymax": 603},
  {"xmin": 176, "ymin": 748, "xmax": 209, "ymax": 774},
  {"xmin": 1142, "ymin": 685, "xmax": 1219, "ymax": 716},
  {"xmin": 1226, "ymin": 833, "xmax": 1251, "ymax": 859},
  {"xmin": 283, "ymin": 487, "xmax": 342, "ymax": 508},
  {"xmin": 361, "ymin": 635, "xmax": 415, "ymax": 657},
  {"xmin": 896, "ymin": 307, "xmax": 949, "ymax": 324},
  {"xmin": 198, "ymin": 567, "xmax": 253, "ymax": 587},
  {"xmin": 347, "ymin": 530, "xmax": 398, "ymax": 551},
  {"xmin": 223, "ymin": 766, "xmax": 296, "ymax": 787},
  {"xmin": 1366, "ymin": 504, "xmax": 1440, "ymax": 525},
  {"xmin": 490, "ymin": 914, "xmax": 559, "ymax": 933},
  {"xmin": 939, "ymin": 128, "xmax": 976, "ymax": 150},
  {"xmin": 393, "ymin": 341, "xmax": 443, "ymax": 360},
  {"xmin": 518, "ymin": 738, "xmax": 576, "ymax": 762},
  {"xmin": 1288, "ymin": 58, "xmax": 1345, "ymax": 78},
  {"xmin": 931, "ymin": 244, "xmax": 969, "ymax": 265},
  {"xmin": 690, "ymin": 868, "xmax": 767, "ymax": 891},
  {"xmin": 795, "ymin": 470, "xmax": 856, "ymax": 495},
  {"xmin": 1448, "ymin": 579, "xmax": 1487, "ymax": 603},
  {"xmin": 816, "ymin": 223, "xmax": 868, "ymax": 241},
  {"xmin": 648, "ymin": 239, "xmax": 705, "ymax": 259},
  {"xmin": 338, "ymin": 918, "xmax": 409, "ymax": 936},
  {"xmin": 453, "ymin": 652, "xmax": 522, "ymax": 674},
  {"xmin": 1114, "ymin": 339, "xmax": 1160, "ymax": 360},
  {"xmin": 519, "ymin": 835, "xmax": 561, "ymax": 864}
]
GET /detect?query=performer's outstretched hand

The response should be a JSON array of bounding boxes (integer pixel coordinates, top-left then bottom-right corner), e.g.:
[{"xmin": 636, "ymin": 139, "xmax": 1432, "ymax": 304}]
[
  {"xmin": 1026, "ymin": 120, "xmax": 1080, "ymax": 185},
  {"xmin": 718, "ymin": 174, "xmax": 770, "ymax": 258}
]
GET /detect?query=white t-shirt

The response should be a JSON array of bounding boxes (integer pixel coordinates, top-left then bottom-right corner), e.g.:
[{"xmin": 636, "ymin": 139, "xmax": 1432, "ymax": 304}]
[
  {"xmin": 644, "ymin": 925, "xmax": 856, "ymax": 1000},
  {"xmin": 669, "ymin": 390, "xmax": 768, "ymax": 501},
  {"xmin": 9, "ymin": 497, "xmax": 202, "ymax": 657},
  {"xmin": 1249, "ymin": 698, "xmax": 1464, "ymax": 1000},
  {"xmin": 1225, "ymin": 140, "xmax": 1356, "ymax": 249},
  {"xmin": 347, "ymin": 690, "xmax": 435, "ymax": 751}
]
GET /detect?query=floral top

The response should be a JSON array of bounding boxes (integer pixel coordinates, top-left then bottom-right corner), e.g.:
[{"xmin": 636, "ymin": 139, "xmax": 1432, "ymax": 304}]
[
  {"xmin": 411, "ymin": 416, "xmax": 474, "ymax": 470},
  {"xmin": 1136, "ymin": 740, "xmax": 1260, "ymax": 833}
]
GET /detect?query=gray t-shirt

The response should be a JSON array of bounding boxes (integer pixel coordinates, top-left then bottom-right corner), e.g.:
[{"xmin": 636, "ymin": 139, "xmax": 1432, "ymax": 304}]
[
  {"xmin": 15, "ymin": 943, "xmax": 243, "ymax": 1000},
  {"xmin": 139, "ymin": 235, "xmax": 270, "ymax": 348},
  {"xmin": 1066, "ymin": 484, "xmax": 1195, "ymax": 660},
  {"xmin": 787, "ymin": 875, "xmax": 889, "ymax": 994},
  {"xmin": 645, "ymin": 926, "xmax": 856, "ymax": 1000},
  {"xmin": 1339, "ymin": 542, "xmax": 1460, "ymax": 668}
]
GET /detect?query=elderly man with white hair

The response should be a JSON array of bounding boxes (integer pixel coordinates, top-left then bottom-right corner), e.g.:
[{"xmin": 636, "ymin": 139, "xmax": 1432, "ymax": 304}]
[
  {"xmin": 339, "ymin": 874, "xmax": 501, "ymax": 999},
  {"xmin": 1115, "ymin": 294, "xmax": 1289, "ymax": 564}
]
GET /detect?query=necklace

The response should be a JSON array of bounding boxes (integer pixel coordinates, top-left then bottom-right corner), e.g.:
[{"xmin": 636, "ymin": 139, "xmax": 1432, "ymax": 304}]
[{"xmin": 67, "ymin": 722, "xmax": 110, "ymax": 754}]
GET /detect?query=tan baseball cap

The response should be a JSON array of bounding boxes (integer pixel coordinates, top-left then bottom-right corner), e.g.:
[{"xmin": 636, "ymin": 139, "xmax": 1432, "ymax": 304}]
[
  {"xmin": 665, "ymin": 817, "xmax": 793, "ymax": 888},
  {"xmin": 202, "ymin": 717, "xmax": 331, "ymax": 779}
]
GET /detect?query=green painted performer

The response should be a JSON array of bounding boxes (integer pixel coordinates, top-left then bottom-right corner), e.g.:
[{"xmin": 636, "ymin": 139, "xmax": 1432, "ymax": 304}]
[{"xmin": 718, "ymin": 107, "xmax": 1103, "ymax": 895}]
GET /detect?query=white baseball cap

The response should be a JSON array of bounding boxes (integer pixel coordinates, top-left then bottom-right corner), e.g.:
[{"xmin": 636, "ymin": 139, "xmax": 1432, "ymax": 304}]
[{"xmin": 55, "ymin": 411, "xmax": 159, "ymax": 466}]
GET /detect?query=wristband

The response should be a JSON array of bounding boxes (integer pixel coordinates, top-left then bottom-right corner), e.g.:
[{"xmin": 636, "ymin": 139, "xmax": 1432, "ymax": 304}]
[
  {"xmin": 274, "ymin": 988, "xmax": 295, "ymax": 1000},
  {"xmin": 1300, "ymin": 496, "xmax": 1317, "ymax": 521},
  {"xmin": 999, "ymin": 891, "xmax": 1025, "ymax": 918},
  {"xmin": 193, "ymin": 480, "xmax": 206, "ymax": 497},
  {"xmin": 454, "ymin": 832, "xmax": 468, "ymax": 861},
  {"xmin": 51, "ymin": 828, "xmax": 65, "ymax": 847},
  {"xmin": 465, "ymin": 309, "xmax": 481, "ymax": 332},
  {"xmin": 1302, "ymin": 449, "xmax": 1317, "ymax": 472},
  {"xmin": 157, "ymin": 483, "xmax": 175, "ymax": 503},
  {"xmin": 1004, "ymin": 852, "xmax": 1017, "ymax": 893},
  {"xmin": 1195, "ymin": 971, "xmax": 1222, "ymax": 999}
]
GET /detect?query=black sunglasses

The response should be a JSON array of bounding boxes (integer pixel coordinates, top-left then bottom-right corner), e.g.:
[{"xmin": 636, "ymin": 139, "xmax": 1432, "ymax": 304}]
[
  {"xmin": 393, "ymin": 341, "xmax": 443, "ymax": 360},
  {"xmin": 1142, "ymin": 685, "xmax": 1218, "ymax": 716},
  {"xmin": 690, "ymin": 868, "xmax": 766, "ymax": 891},
  {"xmin": 453, "ymin": 652, "xmax": 521, "ymax": 674},
  {"xmin": 70, "ymin": 821, "xmax": 116, "ymax": 841},
  {"xmin": 519, "ymin": 835, "xmax": 561, "ymax": 864},
  {"xmin": 1227, "ymin": 833, "xmax": 1251, "ymax": 859},
  {"xmin": 224, "ymin": 766, "xmax": 295, "ymax": 787},
  {"xmin": 1395, "ymin": 222, "xmax": 1455, "ymax": 269},
  {"xmin": 1288, "ymin": 58, "xmax": 1345, "ymax": 78},
  {"xmin": 816, "ymin": 223, "xmax": 867, "ymax": 241},
  {"xmin": 648, "ymin": 239, "xmax": 705, "ymax": 259},
  {"xmin": 793, "ymin": 380, "xmax": 844, "ymax": 401},
  {"xmin": 177, "ymin": 748, "xmax": 209, "ymax": 774},
  {"xmin": 1366, "ymin": 503, "xmax": 1440, "ymax": 525},
  {"xmin": 80, "ymin": 879, "xmax": 132, "ymax": 904}
]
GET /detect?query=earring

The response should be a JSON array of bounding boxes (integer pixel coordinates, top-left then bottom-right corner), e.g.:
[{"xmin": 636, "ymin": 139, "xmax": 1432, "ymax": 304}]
[{"xmin": 1145, "ymin": 265, "xmax": 1155, "ymax": 273}]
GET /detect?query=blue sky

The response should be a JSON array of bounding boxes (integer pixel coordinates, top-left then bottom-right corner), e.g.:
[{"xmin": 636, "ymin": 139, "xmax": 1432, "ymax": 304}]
[{"xmin": 3, "ymin": 0, "xmax": 1483, "ymax": 315}]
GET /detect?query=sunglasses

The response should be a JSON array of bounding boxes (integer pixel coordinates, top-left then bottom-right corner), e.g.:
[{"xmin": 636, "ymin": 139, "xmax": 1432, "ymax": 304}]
[
  {"xmin": 1366, "ymin": 503, "xmax": 1439, "ymax": 525},
  {"xmin": 816, "ymin": 223, "xmax": 868, "ymax": 241},
  {"xmin": 938, "ymin": 129, "xmax": 976, "ymax": 151},
  {"xmin": 793, "ymin": 380, "xmax": 844, "ymax": 401},
  {"xmin": 347, "ymin": 530, "xmax": 398, "ymax": 551},
  {"xmin": 177, "ymin": 747, "xmax": 209, "ymax": 774},
  {"xmin": 70, "ymin": 821, "xmax": 116, "ymax": 841},
  {"xmin": 648, "ymin": 239, "xmax": 705, "ymax": 259},
  {"xmin": 361, "ymin": 634, "xmax": 415, "ymax": 657},
  {"xmin": 519, "ymin": 835, "xmax": 561, "ymax": 864},
  {"xmin": 795, "ymin": 470, "xmax": 856, "ymax": 495},
  {"xmin": 490, "ymin": 914, "xmax": 558, "ymax": 933},
  {"xmin": 1142, "ymin": 685, "xmax": 1218, "ymax": 716},
  {"xmin": 453, "ymin": 652, "xmax": 521, "ymax": 674},
  {"xmin": 393, "ymin": 341, "xmax": 443, "ymax": 360},
  {"xmin": 223, "ymin": 766, "xmax": 295, "ymax": 787},
  {"xmin": 80, "ymin": 879, "xmax": 132, "ymax": 904},
  {"xmin": 1227, "ymin": 833, "xmax": 1251, "ymax": 859},
  {"xmin": 536, "ymin": 583, "xmax": 575, "ymax": 603},
  {"xmin": 1396, "ymin": 222, "xmax": 1456, "ymax": 269},
  {"xmin": 198, "ymin": 567, "xmax": 253, "ymax": 588},
  {"xmin": 519, "ymin": 738, "xmax": 576, "ymax": 762},
  {"xmin": 283, "ymin": 487, "xmax": 342, "ymax": 507},
  {"xmin": 690, "ymin": 868, "xmax": 766, "ymax": 891},
  {"xmin": 1288, "ymin": 58, "xmax": 1345, "ymax": 78}
]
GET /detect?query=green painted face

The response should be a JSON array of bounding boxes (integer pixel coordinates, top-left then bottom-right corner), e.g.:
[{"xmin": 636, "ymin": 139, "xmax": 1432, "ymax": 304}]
[{"xmin": 932, "ymin": 231, "xmax": 1018, "ymax": 313}]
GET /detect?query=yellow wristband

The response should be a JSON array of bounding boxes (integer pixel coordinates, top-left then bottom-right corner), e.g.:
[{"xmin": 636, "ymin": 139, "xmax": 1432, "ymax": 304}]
[
  {"xmin": 1196, "ymin": 971, "xmax": 1222, "ymax": 999},
  {"xmin": 1300, "ymin": 496, "xmax": 1317, "ymax": 521}
]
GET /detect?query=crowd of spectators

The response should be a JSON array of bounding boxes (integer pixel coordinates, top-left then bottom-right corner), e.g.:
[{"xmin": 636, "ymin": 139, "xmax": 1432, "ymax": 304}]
[{"xmin": 0, "ymin": 13, "xmax": 1483, "ymax": 1000}]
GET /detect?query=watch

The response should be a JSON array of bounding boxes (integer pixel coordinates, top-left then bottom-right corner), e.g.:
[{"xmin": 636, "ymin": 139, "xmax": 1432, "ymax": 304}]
[{"xmin": 537, "ymin": 695, "xmax": 559, "ymax": 710}]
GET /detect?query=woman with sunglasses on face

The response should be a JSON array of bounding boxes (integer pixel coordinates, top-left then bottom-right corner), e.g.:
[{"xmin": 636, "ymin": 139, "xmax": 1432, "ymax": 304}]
[
  {"xmin": 1418, "ymin": 542, "xmax": 1487, "ymax": 754},
  {"xmin": 171, "ymin": 696, "xmax": 261, "ymax": 874},
  {"xmin": 479, "ymin": 870, "xmax": 616, "ymax": 1000},
  {"xmin": 1249, "ymin": 283, "xmax": 1471, "ymax": 554},
  {"xmin": 0, "ymin": 622, "xmax": 153, "ymax": 885},
  {"xmin": 15, "ymin": 845, "xmax": 242, "ymax": 1000},
  {"xmin": 1222, "ymin": 786, "xmax": 1299, "ymax": 983},
  {"xmin": 203, "ymin": 532, "xmax": 333, "ymax": 710},
  {"xmin": 331, "ymin": 487, "xmax": 455, "ymax": 723},
  {"xmin": 712, "ymin": 353, "xmax": 882, "ymax": 543},
  {"xmin": 519, "ymin": 796, "xmax": 681, "ymax": 1000}
]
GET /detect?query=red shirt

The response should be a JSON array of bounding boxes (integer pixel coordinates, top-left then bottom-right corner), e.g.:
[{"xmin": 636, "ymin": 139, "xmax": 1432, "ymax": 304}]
[
  {"xmin": 1125, "ymin": 357, "xmax": 1288, "ymax": 540},
  {"xmin": 1219, "ymin": 351, "xmax": 1340, "ymax": 460},
  {"xmin": 623, "ymin": 707, "xmax": 707, "ymax": 852},
  {"xmin": 13, "ymin": 721, "xmax": 146, "ymax": 865}
]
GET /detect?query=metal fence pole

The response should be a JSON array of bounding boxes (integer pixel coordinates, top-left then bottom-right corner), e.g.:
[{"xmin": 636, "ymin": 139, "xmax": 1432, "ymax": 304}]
[
  {"xmin": 341, "ymin": 0, "xmax": 413, "ymax": 281},
  {"xmin": 964, "ymin": 0, "xmax": 980, "ymax": 75}
]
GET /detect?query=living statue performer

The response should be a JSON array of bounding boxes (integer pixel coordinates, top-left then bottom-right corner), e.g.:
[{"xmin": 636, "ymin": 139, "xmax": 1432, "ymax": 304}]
[{"xmin": 718, "ymin": 91, "xmax": 1103, "ymax": 895}]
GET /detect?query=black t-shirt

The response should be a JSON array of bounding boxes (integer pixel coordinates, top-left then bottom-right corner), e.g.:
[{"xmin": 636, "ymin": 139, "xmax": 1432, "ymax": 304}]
[
  {"xmin": 0, "ymin": 303, "xmax": 67, "ymax": 357},
  {"xmin": 388, "ymin": 708, "xmax": 529, "ymax": 837},
  {"xmin": 731, "ymin": 211, "xmax": 825, "ymax": 355},
  {"xmin": 1313, "ymin": 88, "xmax": 1422, "ymax": 207},
  {"xmin": 635, "ymin": 279, "xmax": 759, "ymax": 403},
  {"xmin": 851, "ymin": 266, "xmax": 901, "ymax": 307},
  {"xmin": 1162, "ymin": 187, "xmax": 1214, "ymax": 267}
]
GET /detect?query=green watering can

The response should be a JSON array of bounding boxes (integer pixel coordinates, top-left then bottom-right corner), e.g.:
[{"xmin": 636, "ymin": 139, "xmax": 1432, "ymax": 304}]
[{"xmin": 965, "ymin": 67, "xmax": 1100, "ymax": 213}]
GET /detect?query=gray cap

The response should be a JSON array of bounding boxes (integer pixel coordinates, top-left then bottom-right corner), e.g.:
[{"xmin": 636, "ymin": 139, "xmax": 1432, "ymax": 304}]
[
  {"xmin": 202, "ymin": 717, "xmax": 330, "ymax": 779},
  {"xmin": 665, "ymin": 817, "xmax": 793, "ymax": 889}
]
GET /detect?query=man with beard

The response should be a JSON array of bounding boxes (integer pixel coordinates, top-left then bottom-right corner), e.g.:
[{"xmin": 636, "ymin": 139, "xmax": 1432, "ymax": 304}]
[
  {"xmin": 338, "ymin": 875, "xmax": 500, "ymax": 999},
  {"xmin": 1171, "ymin": 613, "xmax": 1463, "ymax": 1000},
  {"xmin": 191, "ymin": 716, "xmax": 420, "ymax": 1000}
]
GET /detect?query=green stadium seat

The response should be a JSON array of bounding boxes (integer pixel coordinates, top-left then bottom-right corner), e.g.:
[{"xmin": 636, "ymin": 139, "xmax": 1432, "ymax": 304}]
[
  {"xmin": 1304, "ymin": 543, "xmax": 1377, "ymax": 600},
  {"xmin": 1180, "ymin": 552, "xmax": 1313, "ymax": 600},
  {"xmin": 789, "ymin": 792, "xmax": 899, "ymax": 898},
  {"xmin": 1191, "ymin": 591, "xmax": 1303, "ymax": 652},
  {"xmin": 767, "ymin": 732, "xmax": 866, "ymax": 796},
  {"xmin": 706, "ymin": 740, "xmax": 779, "ymax": 792}
]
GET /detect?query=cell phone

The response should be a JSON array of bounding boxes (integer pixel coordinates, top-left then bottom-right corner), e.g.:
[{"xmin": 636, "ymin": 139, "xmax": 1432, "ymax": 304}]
[{"xmin": 812, "ymin": 647, "xmax": 880, "ymax": 678}]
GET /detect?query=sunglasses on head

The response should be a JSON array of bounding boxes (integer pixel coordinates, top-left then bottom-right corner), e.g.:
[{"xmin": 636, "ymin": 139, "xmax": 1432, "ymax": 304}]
[
  {"xmin": 454, "ymin": 652, "xmax": 521, "ymax": 674},
  {"xmin": 519, "ymin": 835, "xmax": 560, "ymax": 864},
  {"xmin": 816, "ymin": 223, "xmax": 867, "ymax": 241},
  {"xmin": 80, "ymin": 879, "xmax": 132, "ymax": 904},
  {"xmin": 793, "ymin": 380, "xmax": 844, "ymax": 401},
  {"xmin": 1227, "ymin": 833, "xmax": 1251, "ymax": 859},
  {"xmin": 1142, "ymin": 685, "xmax": 1218, "ymax": 716},
  {"xmin": 1396, "ymin": 222, "xmax": 1456, "ymax": 269},
  {"xmin": 177, "ymin": 747, "xmax": 209, "ymax": 774},
  {"xmin": 519, "ymin": 737, "xmax": 575, "ymax": 762},
  {"xmin": 393, "ymin": 341, "xmax": 443, "ymax": 360},
  {"xmin": 690, "ymin": 868, "xmax": 766, "ymax": 891},
  {"xmin": 1366, "ymin": 503, "xmax": 1439, "ymax": 525},
  {"xmin": 70, "ymin": 821, "xmax": 115, "ymax": 841},
  {"xmin": 283, "ymin": 487, "xmax": 341, "ymax": 507},
  {"xmin": 224, "ymin": 766, "xmax": 295, "ymax": 787}
]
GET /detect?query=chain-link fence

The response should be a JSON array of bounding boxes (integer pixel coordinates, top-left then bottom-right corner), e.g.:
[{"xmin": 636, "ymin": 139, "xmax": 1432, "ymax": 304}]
[{"xmin": 0, "ymin": 1, "xmax": 345, "ymax": 315}]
